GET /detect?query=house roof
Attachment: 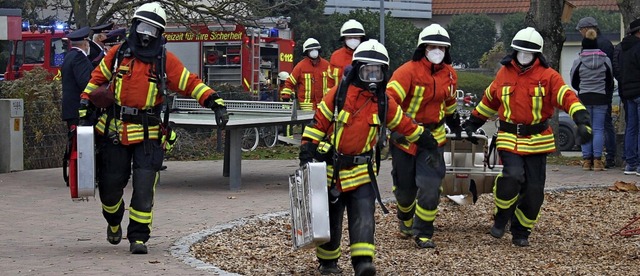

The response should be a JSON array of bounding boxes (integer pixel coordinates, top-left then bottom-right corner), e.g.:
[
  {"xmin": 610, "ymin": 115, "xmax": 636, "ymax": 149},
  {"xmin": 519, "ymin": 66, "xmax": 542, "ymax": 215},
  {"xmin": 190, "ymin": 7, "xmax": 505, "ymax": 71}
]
[{"xmin": 432, "ymin": 0, "xmax": 619, "ymax": 15}]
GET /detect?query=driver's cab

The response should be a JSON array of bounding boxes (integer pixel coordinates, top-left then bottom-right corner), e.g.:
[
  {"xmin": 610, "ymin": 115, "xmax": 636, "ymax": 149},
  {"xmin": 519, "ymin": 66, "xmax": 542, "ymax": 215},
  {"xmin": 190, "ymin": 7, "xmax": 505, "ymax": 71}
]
[{"xmin": 4, "ymin": 28, "xmax": 69, "ymax": 80}]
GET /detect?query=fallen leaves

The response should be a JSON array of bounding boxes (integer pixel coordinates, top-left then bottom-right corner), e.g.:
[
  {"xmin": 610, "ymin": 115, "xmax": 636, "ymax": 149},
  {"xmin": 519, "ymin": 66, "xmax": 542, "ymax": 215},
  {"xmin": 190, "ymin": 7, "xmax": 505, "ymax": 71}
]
[{"xmin": 609, "ymin": 181, "xmax": 639, "ymax": 192}]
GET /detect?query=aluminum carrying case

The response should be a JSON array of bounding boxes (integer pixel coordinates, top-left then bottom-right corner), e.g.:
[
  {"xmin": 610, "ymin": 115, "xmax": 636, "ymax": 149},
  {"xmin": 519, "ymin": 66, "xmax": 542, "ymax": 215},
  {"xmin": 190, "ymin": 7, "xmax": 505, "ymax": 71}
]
[
  {"xmin": 288, "ymin": 162, "xmax": 330, "ymax": 250},
  {"xmin": 74, "ymin": 126, "xmax": 96, "ymax": 201}
]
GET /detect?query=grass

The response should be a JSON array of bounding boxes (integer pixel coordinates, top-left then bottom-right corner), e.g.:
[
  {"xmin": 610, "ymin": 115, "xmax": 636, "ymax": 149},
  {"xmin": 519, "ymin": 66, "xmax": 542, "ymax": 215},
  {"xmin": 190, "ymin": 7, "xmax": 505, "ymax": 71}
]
[{"xmin": 546, "ymin": 154, "xmax": 583, "ymax": 166}]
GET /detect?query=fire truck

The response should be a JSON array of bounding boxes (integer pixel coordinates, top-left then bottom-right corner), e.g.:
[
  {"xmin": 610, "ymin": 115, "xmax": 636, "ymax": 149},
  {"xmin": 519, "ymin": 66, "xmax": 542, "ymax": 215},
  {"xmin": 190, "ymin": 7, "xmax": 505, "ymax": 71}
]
[
  {"xmin": 163, "ymin": 18, "xmax": 295, "ymax": 96},
  {"xmin": 3, "ymin": 23, "xmax": 69, "ymax": 80}
]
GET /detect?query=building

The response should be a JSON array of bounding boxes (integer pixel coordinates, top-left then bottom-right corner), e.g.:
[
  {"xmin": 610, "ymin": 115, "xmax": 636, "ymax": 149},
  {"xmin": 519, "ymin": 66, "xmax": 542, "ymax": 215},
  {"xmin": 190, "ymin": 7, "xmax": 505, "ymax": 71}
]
[{"xmin": 324, "ymin": 0, "xmax": 433, "ymax": 26}]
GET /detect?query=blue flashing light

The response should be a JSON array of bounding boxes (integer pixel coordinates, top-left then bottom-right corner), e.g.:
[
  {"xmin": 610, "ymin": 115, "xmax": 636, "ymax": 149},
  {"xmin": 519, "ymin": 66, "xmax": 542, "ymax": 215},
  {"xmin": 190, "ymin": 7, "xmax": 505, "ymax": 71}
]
[
  {"xmin": 22, "ymin": 21, "xmax": 30, "ymax": 31},
  {"xmin": 56, "ymin": 24, "xmax": 64, "ymax": 30},
  {"xmin": 269, "ymin": 28, "xmax": 278, "ymax": 38}
]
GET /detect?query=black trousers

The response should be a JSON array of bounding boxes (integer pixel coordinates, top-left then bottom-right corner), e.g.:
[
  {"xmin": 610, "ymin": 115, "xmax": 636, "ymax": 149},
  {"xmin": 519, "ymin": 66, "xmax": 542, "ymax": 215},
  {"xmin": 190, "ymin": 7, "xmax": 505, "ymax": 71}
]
[
  {"xmin": 493, "ymin": 151, "xmax": 547, "ymax": 240},
  {"xmin": 316, "ymin": 183, "xmax": 376, "ymax": 265},
  {"xmin": 97, "ymin": 137, "xmax": 164, "ymax": 243}
]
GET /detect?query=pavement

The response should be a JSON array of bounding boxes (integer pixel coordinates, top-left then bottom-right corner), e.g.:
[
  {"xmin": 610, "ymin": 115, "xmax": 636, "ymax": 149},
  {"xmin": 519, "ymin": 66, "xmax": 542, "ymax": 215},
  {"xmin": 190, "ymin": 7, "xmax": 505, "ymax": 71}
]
[{"xmin": 0, "ymin": 157, "xmax": 636, "ymax": 275}]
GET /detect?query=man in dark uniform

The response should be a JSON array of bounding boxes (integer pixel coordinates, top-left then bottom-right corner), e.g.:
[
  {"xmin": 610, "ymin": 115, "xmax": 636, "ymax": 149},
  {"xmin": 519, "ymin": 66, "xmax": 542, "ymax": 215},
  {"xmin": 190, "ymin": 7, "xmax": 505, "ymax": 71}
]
[
  {"xmin": 61, "ymin": 27, "xmax": 93, "ymax": 128},
  {"xmin": 89, "ymin": 22, "xmax": 115, "ymax": 67},
  {"xmin": 102, "ymin": 28, "xmax": 127, "ymax": 52}
]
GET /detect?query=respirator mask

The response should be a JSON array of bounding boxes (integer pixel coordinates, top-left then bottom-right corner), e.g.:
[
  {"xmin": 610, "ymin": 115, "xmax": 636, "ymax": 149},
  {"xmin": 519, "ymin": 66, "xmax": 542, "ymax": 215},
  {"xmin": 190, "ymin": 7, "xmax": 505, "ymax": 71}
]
[{"xmin": 136, "ymin": 21, "xmax": 160, "ymax": 47}]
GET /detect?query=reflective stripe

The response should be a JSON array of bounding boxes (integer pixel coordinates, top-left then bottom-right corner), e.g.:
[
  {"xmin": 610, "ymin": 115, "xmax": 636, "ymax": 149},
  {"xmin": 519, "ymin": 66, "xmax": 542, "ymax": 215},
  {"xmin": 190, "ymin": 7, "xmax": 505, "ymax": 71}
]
[
  {"xmin": 304, "ymin": 73, "xmax": 312, "ymax": 103},
  {"xmin": 476, "ymin": 101, "xmax": 497, "ymax": 118},
  {"xmin": 387, "ymin": 80, "xmax": 406, "ymax": 101},
  {"xmin": 98, "ymin": 59, "xmax": 112, "ymax": 80},
  {"xmin": 178, "ymin": 68, "xmax": 189, "ymax": 91},
  {"xmin": 387, "ymin": 107, "xmax": 403, "ymax": 129},
  {"xmin": 102, "ymin": 198, "xmax": 123, "ymax": 214},
  {"xmin": 363, "ymin": 114, "xmax": 378, "ymax": 152},
  {"xmin": 494, "ymin": 178, "xmax": 518, "ymax": 209},
  {"xmin": 129, "ymin": 207, "xmax": 152, "ymax": 224},
  {"xmin": 556, "ymin": 85, "xmax": 570, "ymax": 106},
  {"xmin": 568, "ymin": 103, "xmax": 586, "ymax": 117},
  {"xmin": 501, "ymin": 86, "xmax": 512, "ymax": 122},
  {"xmin": 302, "ymin": 127, "xmax": 325, "ymax": 142},
  {"xmin": 445, "ymin": 102, "xmax": 457, "ymax": 114},
  {"xmin": 281, "ymin": 88, "xmax": 294, "ymax": 96},
  {"xmin": 515, "ymin": 207, "xmax": 538, "ymax": 228},
  {"xmin": 318, "ymin": 101, "xmax": 333, "ymax": 121},
  {"xmin": 322, "ymin": 71, "xmax": 329, "ymax": 95},
  {"xmin": 397, "ymin": 200, "xmax": 416, "ymax": 213},
  {"xmin": 288, "ymin": 74, "xmax": 297, "ymax": 85},
  {"xmin": 190, "ymin": 83, "xmax": 208, "ymax": 101},
  {"xmin": 84, "ymin": 83, "xmax": 98, "ymax": 94},
  {"xmin": 415, "ymin": 203, "xmax": 438, "ymax": 222},
  {"xmin": 406, "ymin": 86, "xmax": 425, "ymax": 118},
  {"xmin": 405, "ymin": 126, "xmax": 423, "ymax": 143},
  {"xmin": 316, "ymin": 246, "xmax": 341, "ymax": 260},
  {"xmin": 145, "ymin": 82, "xmax": 157, "ymax": 109},
  {"xmin": 484, "ymin": 84, "xmax": 493, "ymax": 101},
  {"xmin": 327, "ymin": 164, "xmax": 370, "ymax": 191},
  {"xmin": 495, "ymin": 132, "xmax": 556, "ymax": 153},
  {"xmin": 531, "ymin": 88, "xmax": 543, "ymax": 124},
  {"xmin": 350, "ymin": 242, "xmax": 375, "ymax": 257},
  {"xmin": 114, "ymin": 76, "xmax": 123, "ymax": 102}
]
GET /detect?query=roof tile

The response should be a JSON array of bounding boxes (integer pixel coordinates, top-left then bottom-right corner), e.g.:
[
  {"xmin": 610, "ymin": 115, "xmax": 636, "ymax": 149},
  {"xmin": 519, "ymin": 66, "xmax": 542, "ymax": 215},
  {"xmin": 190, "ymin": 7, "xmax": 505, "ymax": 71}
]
[{"xmin": 432, "ymin": 0, "xmax": 619, "ymax": 15}]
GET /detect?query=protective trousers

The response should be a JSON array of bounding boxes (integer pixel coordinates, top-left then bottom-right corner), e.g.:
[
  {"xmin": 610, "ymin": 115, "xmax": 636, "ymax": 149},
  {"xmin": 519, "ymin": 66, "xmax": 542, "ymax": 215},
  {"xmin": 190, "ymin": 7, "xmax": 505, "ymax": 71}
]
[
  {"xmin": 316, "ymin": 183, "xmax": 375, "ymax": 267},
  {"xmin": 493, "ymin": 151, "xmax": 547, "ymax": 240},
  {"xmin": 97, "ymin": 137, "xmax": 164, "ymax": 243},
  {"xmin": 391, "ymin": 145, "xmax": 445, "ymax": 239}
]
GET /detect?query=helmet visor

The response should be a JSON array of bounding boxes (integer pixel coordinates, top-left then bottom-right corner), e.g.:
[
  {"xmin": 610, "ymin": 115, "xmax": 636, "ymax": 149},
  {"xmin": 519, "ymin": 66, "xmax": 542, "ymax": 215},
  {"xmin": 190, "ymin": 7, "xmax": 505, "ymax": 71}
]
[
  {"xmin": 136, "ymin": 21, "xmax": 159, "ymax": 38},
  {"xmin": 358, "ymin": 64, "xmax": 384, "ymax": 83}
]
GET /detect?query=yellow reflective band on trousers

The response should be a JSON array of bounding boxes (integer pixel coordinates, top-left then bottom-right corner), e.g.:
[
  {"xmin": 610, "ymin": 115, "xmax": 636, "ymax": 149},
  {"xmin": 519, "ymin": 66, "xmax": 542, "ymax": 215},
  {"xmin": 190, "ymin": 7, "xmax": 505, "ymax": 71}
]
[
  {"xmin": 102, "ymin": 198, "xmax": 123, "ymax": 214},
  {"xmin": 397, "ymin": 200, "xmax": 416, "ymax": 214},
  {"xmin": 129, "ymin": 207, "xmax": 153, "ymax": 224},
  {"xmin": 350, "ymin": 242, "xmax": 375, "ymax": 257},
  {"xmin": 493, "ymin": 174, "xmax": 519, "ymax": 210},
  {"xmin": 514, "ymin": 207, "xmax": 539, "ymax": 229},
  {"xmin": 415, "ymin": 203, "xmax": 437, "ymax": 222},
  {"xmin": 316, "ymin": 246, "xmax": 341, "ymax": 260}
]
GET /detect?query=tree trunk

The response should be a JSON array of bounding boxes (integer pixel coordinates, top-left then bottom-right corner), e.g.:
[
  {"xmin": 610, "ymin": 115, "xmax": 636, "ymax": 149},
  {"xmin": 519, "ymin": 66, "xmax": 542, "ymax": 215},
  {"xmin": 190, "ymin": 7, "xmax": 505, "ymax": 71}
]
[
  {"xmin": 526, "ymin": 0, "xmax": 565, "ymax": 156},
  {"xmin": 617, "ymin": 0, "xmax": 640, "ymax": 28}
]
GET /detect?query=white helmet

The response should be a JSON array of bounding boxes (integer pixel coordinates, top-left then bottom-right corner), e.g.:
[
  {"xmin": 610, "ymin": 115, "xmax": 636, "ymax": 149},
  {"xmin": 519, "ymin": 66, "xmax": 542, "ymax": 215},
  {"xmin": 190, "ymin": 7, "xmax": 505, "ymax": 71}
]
[
  {"xmin": 511, "ymin": 27, "xmax": 543, "ymax": 53},
  {"xmin": 302, "ymin": 38, "xmax": 321, "ymax": 52},
  {"xmin": 277, "ymin": 71, "xmax": 289, "ymax": 81},
  {"xmin": 352, "ymin": 39, "xmax": 389, "ymax": 66},
  {"xmin": 417, "ymin": 24, "xmax": 451, "ymax": 47},
  {"xmin": 340, "ymin": 19, "xmax": 366, "ymax": 37},
  {"xmin": 133, "ymin": 2, "xmax": 167, "ymax": 30}
]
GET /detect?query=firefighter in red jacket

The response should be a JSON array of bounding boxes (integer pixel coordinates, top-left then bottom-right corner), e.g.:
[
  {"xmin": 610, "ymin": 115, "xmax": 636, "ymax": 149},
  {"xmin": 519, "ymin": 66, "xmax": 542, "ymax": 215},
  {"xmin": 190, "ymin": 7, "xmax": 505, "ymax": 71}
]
[
  {"xmin": 328, "ymin": 19, "xmax": 367, "ymax": 87},
  {"xmin": 386, "ymin": 24, "xmax": 461, "ymax": 249},
  {"xmin": 299, "ymin": 39, "xmax": 438, "ymax": 276},
  {"xmin": 463, "ymin": 27, "xmax": 592, "ymax": 247},
  {"xmin": 79, "ymin": 2, "xmax": 229, "ymax": 254},
  {"xmin": 280, "ymin": 38, "xmax": 333, "ymax": 110}
]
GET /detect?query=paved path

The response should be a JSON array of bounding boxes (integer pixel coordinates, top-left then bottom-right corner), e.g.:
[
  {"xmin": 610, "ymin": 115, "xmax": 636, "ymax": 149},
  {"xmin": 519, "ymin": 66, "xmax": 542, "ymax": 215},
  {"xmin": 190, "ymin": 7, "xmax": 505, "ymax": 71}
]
[{"xmin": 0, "ymin": 159, "xmax": 635, "ymax": 275}]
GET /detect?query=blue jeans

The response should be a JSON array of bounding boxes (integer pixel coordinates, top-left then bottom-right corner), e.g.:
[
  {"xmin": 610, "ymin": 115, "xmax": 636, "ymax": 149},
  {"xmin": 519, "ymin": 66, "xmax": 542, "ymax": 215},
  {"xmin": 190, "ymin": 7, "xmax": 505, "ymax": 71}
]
[
  {"xmin": 623, "ymin": 97, "xmax": 640, "ymax": 168},
  {"xmin": 604, "ymin": 104, "xmax": 616, "ymax": 162},
  {"xmin": 581, "ymin": 105, "xmax": 607, "ymax": 159}
]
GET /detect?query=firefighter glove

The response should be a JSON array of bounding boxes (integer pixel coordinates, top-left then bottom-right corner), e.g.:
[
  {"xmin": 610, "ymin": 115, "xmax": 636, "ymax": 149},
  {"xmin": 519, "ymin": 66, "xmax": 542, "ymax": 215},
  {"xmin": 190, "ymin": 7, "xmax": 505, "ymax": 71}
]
[
  {"xmin": 205, "ymin": 93, "xmax": 229, "ymax": 129},
  {"xmin": 446, "ymin": 112, "xmax": 463, "ymax": 140},
  {"xmin": 78, "ymin": 99, "xmax": 94, "ymax": 126},
  {"xmin": 461, "ymin": 114, "xmax": 485, "ymax": 144},
  {"xmin": 416, "ymin": 129, "xmax": 438, "ymax": 150},
  {"xmin": 390, "ymin": 131, "xmax": 408, "ymax": 145},
  {"xmin": 161, "ymin": 127, "xmax": 178, "ymax": 153},
  {"xmin": 299, "ymin": 141, "xmax": 317, "ymax": 167},
  {"xmin": 573, "ymin": 110, "xmax": 592, "ymax": 144}
]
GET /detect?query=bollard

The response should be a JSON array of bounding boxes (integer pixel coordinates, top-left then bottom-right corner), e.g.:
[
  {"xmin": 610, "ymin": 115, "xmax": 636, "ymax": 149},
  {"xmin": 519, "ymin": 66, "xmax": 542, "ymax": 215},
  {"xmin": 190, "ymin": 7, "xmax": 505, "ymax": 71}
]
[{"xmin": 0, "ymin": 99, "xmax": 24, "ymax": 172}]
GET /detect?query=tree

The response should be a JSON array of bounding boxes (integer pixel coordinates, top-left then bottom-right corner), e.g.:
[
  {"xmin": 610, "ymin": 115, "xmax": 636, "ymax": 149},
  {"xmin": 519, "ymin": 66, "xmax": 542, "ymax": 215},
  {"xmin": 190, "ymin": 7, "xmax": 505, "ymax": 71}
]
[
  {"xmin": 447, "ymin": 14, "xmax": 496, "ymax": 68},
  {"xmin": 525, "ymin": 0, "xmax": 565, "ymax": 71},
  {"xmin": 617, "ymin": 0, "xmax": 640, "ymax": 28},
  {"xmin": 563, "ymin": 7, "xmax": 619, "ymax": 34},
  {"xmin": 500, "ymin": 13, "xmax": 527, "ymax": 48}
]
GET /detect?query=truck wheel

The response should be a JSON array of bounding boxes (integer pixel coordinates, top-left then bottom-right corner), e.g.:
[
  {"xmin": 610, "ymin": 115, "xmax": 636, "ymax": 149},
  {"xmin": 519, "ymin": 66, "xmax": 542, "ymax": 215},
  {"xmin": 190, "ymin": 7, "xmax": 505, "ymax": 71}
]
[{"xmin": 557, "ymin": 125, "xmax": 574, "ymax": 152}]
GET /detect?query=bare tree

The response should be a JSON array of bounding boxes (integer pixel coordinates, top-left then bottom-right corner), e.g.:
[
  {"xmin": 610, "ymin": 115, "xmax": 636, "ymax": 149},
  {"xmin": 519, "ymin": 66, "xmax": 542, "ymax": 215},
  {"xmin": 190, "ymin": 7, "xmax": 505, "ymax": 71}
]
[
  {"xmin": 47, "ymin": 0, "xmax": 301, "ymax": 28},
  {"xmin": 525, "ymin": 0, "xmax": 565, "ymax": 71},
  {"xmin": 617, "ymin": 0, "xmax": 640, "ymax": 28}
]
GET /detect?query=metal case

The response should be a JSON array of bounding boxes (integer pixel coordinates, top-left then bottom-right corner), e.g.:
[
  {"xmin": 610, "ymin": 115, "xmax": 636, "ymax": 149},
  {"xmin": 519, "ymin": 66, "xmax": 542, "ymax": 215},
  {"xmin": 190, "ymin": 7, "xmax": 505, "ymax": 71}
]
[
  {"xmin": 288, "ymin": 162, "xmax": 330, "ymax": 250},
  {"xmin": 75, "ymin": 126, "xmax": 96, "ymax": 201}
]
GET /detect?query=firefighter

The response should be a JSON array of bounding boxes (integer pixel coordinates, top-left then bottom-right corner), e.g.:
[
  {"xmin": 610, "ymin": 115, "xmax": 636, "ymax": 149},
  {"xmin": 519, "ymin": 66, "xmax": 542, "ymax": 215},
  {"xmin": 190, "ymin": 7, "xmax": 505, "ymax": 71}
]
[
  {"xmin": 328, "ymin": 19, "xmax": 367, "ymax": 88},
  {"xmin": 79, "ymin": 2, "xmax": 229, "ymax": 254},
  {"xmin": 61, "ymin": 26, "xmax": 93, "ymax": 129},
  {"xmin": 280, "ymin": 38, "xmax": 334, "ymax": 110},
  {"xmin": 277, "ymin": 71, "xmax": 295, "ymax": 138},
  {"xmin": 89, "ymin": 22, "xmax": 115, "ymax": 67},
  {"xmin": 386, "ymin": 23, "xmax": 461, "ymax": 249},
  {"xmin": 463, "ymin": 27, "xmax": 592, "ymax": 247},
  {"xmin": 299, "ymin": 39, "xmax": 438, "ymax": 276}
]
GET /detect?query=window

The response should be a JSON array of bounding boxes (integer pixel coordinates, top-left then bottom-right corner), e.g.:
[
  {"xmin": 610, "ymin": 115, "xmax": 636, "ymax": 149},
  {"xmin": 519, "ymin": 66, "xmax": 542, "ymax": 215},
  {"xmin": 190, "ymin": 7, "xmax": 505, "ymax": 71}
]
[
  {"xmin": 50, "ymin": 38, "xmax": 67, "ymax": 67},
  {"xmin": 24, "ymin": 40, "xmax": 45, "ymax": 64}
]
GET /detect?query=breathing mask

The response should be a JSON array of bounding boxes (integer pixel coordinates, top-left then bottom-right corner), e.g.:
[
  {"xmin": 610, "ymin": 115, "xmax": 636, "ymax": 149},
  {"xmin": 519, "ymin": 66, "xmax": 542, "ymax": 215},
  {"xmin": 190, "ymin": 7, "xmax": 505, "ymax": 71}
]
[
  {"xmin": 309, "ymin": 49, "xmax": 319, "ymax": 59},
  {"xmin": 136, "ymin": 21, "xmax": 160, "ymax": 47},
  {"xmin": 516, "ymin": 51, "xmax": 535, "ymax": 66},
  {"xmin": 426, "ymin": 48, "xmax": 445, "ymax": 64},
  {"xmin": 345, "ymin": 38, "xmax": 361, "ymax": 50}
]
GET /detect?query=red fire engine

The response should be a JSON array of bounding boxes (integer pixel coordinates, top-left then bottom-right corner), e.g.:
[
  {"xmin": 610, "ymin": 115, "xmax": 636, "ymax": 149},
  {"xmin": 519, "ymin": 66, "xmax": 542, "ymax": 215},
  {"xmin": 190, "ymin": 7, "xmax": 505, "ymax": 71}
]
[
  {"xmin": 3, "ymin": 24, "xmax": 69, "ymax": 80},
  {"xmin": 163, "ymin": 19, "xmax": 295, "ymax": 96}
]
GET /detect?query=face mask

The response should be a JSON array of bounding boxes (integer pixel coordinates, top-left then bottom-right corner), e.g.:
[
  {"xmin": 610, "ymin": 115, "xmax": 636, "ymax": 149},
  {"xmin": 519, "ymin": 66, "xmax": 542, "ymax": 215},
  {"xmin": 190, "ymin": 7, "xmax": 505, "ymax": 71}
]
[
  {"xmin": 517, "ymin": 51, "xmax": 535, "ymax": 65},
  {"xmin": 309, "ymin": 50, "xmax": 319, "ymax": 59},
  {"xmin": 345, "ymin": 38, "xmax": 361, "ymax": 50},
  {"xmin": 426, "ymin": 49, "xmax": 445, "ymax": 64}
]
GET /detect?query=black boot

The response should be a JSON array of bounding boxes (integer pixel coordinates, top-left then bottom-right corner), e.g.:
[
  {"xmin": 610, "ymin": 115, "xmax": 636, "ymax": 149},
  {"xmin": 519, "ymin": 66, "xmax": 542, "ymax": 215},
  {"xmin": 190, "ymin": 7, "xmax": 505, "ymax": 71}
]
[
  {"xmin": 107, "ymin": 224, "xmax": 122, "ymax": 245},
  {"xmin": 354, "ymin": 262, "xmax": 376, "ymax": 276},
  {"xmin": 130, "ymin": 241, "xmax": 148, "ymax": 254},
  {"xmin": 318, "ymin": 259, "xmax": 342, "ymax": 275}
]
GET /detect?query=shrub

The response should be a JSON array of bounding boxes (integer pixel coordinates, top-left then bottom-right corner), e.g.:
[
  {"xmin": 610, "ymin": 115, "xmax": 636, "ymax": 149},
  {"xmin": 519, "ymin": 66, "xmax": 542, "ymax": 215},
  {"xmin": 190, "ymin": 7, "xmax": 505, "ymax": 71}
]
[{"xmin": 457, "ymin": 71, "xmax": 494, "ymax": 98}]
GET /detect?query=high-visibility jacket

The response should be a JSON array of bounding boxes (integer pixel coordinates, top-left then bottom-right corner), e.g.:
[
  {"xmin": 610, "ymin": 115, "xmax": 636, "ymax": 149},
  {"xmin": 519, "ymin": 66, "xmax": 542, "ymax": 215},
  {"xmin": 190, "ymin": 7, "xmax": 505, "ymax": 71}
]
[
  {"xmin": 386, "ymin": 58, "xmax": 458, "ymax": 155},
  {"xmin": 281, "ymin": 57, "xmax": 333, "ymax": 110},
  {"xmin": 81, "ymin": 44, "xmax": 218, "ymax": 145},
  {"xmin": 472, "ymin": 58, "xmax": 586, "ymax": 155},
  {"xmin": 328, "ymin": 47, "xmax": 354, "ymax": 87},
  {"xmin": 303, "ymin": 85, "xmax": 424, "ymax": 192}
]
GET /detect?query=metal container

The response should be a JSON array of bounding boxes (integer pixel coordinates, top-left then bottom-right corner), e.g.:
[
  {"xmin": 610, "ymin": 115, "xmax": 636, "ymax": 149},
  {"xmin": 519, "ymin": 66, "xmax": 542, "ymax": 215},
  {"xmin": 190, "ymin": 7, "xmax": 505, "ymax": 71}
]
[
  {"xmin": 288, "ymin": 162, "xmax": 330, "ymax": 250},
  {"xmin": 75, "ymin": 126, "xmax": 96, "ymax": 201}
]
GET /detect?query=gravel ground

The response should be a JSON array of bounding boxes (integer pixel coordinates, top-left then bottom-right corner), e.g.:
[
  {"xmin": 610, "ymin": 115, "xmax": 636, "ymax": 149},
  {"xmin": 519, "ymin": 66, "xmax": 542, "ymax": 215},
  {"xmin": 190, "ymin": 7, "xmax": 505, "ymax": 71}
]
[{"xmin": 192, "ymin": 189, "xmax": 640, "ymax": 275}]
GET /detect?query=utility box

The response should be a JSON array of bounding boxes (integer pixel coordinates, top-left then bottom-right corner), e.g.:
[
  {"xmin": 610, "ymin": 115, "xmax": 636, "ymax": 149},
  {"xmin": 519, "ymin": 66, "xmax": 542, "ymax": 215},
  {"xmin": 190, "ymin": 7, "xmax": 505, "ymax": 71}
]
[{"xmin": 0, "ymin": 99, "xmax": 24, "ymax": 172}]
